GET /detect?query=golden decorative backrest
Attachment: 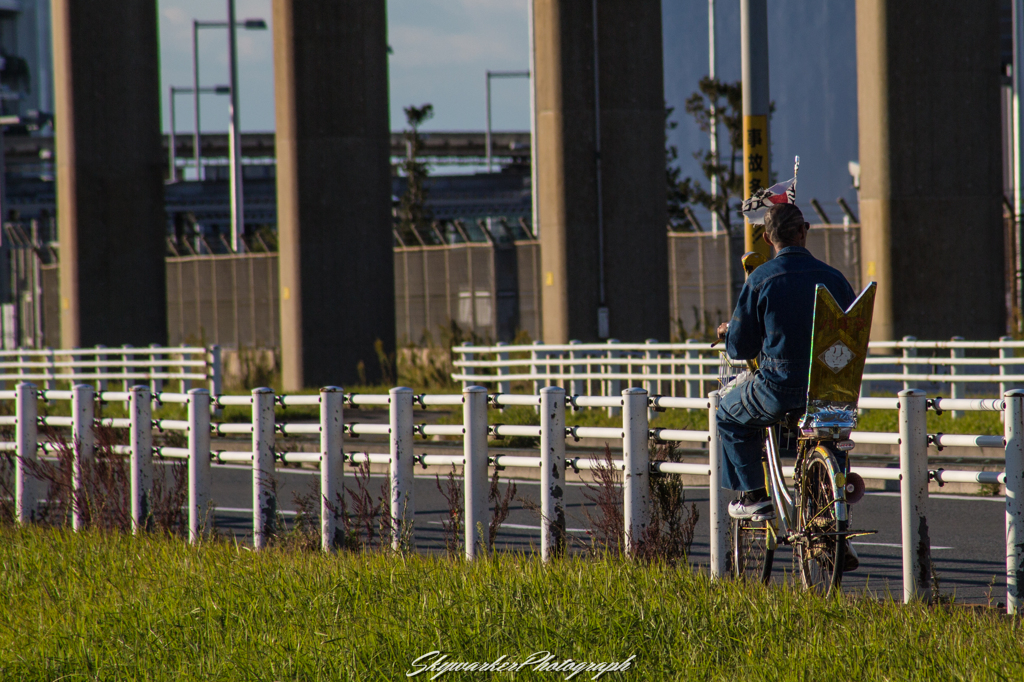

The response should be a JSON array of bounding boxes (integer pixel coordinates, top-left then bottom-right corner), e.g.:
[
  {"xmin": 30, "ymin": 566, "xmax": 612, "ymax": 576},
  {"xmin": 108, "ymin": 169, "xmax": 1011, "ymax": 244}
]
[{"xmin": 800, "ymin": 282, "xmax": 877, "ymax": 435}]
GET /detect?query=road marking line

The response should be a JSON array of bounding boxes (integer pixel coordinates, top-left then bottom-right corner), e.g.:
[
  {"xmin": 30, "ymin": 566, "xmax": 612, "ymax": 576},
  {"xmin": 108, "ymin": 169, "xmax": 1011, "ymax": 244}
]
[
  {"xmin": 853, "ymin": 541, "xmax": 953, "ymax": 550},
  {"xmin": 426, "ymin": 520, "xmax": 590, "ymax": 533},
  {"xmin": 865, "ymin": 491, "xmax": 1003, "ymax": 503},
  {"xmin": 215, "ymin": 506, "xmax": 299, "ymax": 516}
]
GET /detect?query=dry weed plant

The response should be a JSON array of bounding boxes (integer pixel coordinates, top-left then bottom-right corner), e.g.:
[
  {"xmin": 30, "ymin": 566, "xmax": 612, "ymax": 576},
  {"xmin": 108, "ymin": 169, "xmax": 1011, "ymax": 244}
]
[
  {"xmin": 0, "ymin": 452, "xmax": 15, "ymax": 524},
  {"xmin": 635, "ymin": 441, "xmax": 700, "ymax": 563},
  {"xmin": 24, "ymin": 424, "xmax": 188, "ymax": 535},
  {"xmin": 316, "ymin": 460, "xmax": 390, "ymax": 552},
  {"xmin": 488, "ymin": 468, "xmax": 517, "ymax": 548},
  {"xmin": 580, "ymin": 445, "xmax": 625, "ymax": 555},
  {"xmin": 435, "ymin": 465, "xmax": 463, "ymax": 555}
]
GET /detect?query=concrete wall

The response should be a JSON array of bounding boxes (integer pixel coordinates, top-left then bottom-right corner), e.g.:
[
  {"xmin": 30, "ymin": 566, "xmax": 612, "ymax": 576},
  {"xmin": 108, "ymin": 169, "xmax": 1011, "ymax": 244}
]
[
  {"xmin": 668, "ymin": 225, "xmax": 861, "ymax": 340},
  {"xmin": 394, "ymin": 241, "xmax": 541, "ymax": 345},
  {"xmin": 856, "ymin": 0, "xmax": 1005, "ymax": 340},
  {"xmin": 51, "ymin": 0, "xmax": 167, "ymax": 348},
  {"xmin": 36, "ymin": 225, "xmax": 873, "ymax": 355},
  {"xmin": 166, "ymin": 254, "xmax": 279, "ymax": 348}
]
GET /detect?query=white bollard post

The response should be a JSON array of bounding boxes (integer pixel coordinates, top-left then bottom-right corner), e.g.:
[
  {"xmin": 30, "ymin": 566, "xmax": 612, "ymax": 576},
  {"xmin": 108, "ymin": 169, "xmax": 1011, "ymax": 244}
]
[
  {"xmin": 532, "ymin": 339, "xmax": 548, "ymax": 393},
  {"xmin": 540, "ymin": 386, "xmax": 566, "ymax": 561},
  {"xmin": 606, "ymin": 339, "xmax": 621, "ymax": 418},
  {"xmin": 95, "ymin": 345, "xmax": 108, "ymax": 393},
  {"xmin": 1000, "ymin": 336, "xmax": 1012, "ymax": 400},
  {"xmin": 899, "ymin": 389, "xmax": 930, "ymax": 603},
  {"xmin": 44, "ymin": 348, "xmax": 56, "ymax": 393},
  {"xmin": 209, "ymin": 344, "xmax": 222, "ymax": 397},
  {"xmin": 15, "ymin": 381, "xmax": 37, "ymax": 524},
  {"xmin": 180, "ymin": 348, "xmax": 191, "ymax": 393},
  {"xmin": 390, "ymin": 386, "xmax": 415, "ymax": 550},
  {"xmin": 129, "ymin": 385, "xmax": 153, "ymax": 533},
  {"xmin": 496, "ymin": 342, "xmax": 510, "ymax": 395},
  {"xmin": 622, "ymin": 388, "xmax": 649, "ymax": 555},
  {"xmin": 1001, "ymin": 336, "xmax": 1013, "ymax": 424},
  {"xmin": 209, "ymin": 345, "xmax": 222, "ymax": 415},
  {"xmin": 902, "ymin": 335, "xmax": 917, "ymax": 392},
  {"xmin": 950, "ymin": 336, "xmax": 965, "ymax": 418},
  {"xmin": 531, "ymin": 340, "xmax": 545, "ymax": 392},
  {"xmin": 708, "ymin": 391, "xmax": 727, "ymax": 579},
  {"xmin": 188, "ymin": 388, "xmax": 211, "ymax": 543},
  {"xmin": 71, "ymin": 384, "xmax": 95, "ymax": 531},
  {"xmin": 252, "ymin": 387, "xmax": 276, "ymax": 549},
  {"xmin": 645, "ymin": 338, "xmax": 658, "ymax": 421},
  {"xmin": 320, "ymin": 387, "xmax": 344, "ymax": 551},
  {"xmin": 463, "ymin": 385, "xmax": 489, "ymax": 560},
  {"xmin": 685, "ymin": 338, "xmax": 700, "ymax": 399},
  {"xmin": 531, "ymin": 341, "xmax": 545, "ymax": 413},
  {"xmin": 460, "ymin": 341, "xmax": 474, "ymax": 392},
  {"xmin": 121, "ymin": 344, "xmax": 134, "ymax": 391},
  {"xmin": 1004, "ymin": 390, "xmax": 1024, "ymax": 614},
  {"xmin": 569, "ymin": 339, "xmax": 584, "ymax": 396},
  {"xmin": 149, "ymin": 343, "xmax": 164, "ymax": 395}
]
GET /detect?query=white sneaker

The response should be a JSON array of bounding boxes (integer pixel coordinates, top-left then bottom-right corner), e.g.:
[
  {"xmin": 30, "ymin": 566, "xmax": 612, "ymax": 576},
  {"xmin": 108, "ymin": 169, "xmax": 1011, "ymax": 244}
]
[{"xmin": 728, "ymin": 491, "xmax": 776, "ymax": 521}]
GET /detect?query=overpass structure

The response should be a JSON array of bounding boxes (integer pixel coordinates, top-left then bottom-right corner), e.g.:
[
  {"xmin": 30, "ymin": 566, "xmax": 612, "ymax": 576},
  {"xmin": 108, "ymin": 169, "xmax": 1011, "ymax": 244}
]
[
  {"xmin": 2, "ymin": 130, "xmax": 532, "ymax": 180},
  {"xmin": 33, "ymin": 0, "xmax": 1012, "ymax": 389}
]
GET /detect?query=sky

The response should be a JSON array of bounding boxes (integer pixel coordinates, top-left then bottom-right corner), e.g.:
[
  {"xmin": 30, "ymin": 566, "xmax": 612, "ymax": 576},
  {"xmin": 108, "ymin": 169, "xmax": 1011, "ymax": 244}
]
[
  {"xmin": 156, "ymin": 0, "xmax": 858, "ymax": 207},
  {"xmin": 157, "ymin": 0, "xmax": 531, "ymax": 136}
]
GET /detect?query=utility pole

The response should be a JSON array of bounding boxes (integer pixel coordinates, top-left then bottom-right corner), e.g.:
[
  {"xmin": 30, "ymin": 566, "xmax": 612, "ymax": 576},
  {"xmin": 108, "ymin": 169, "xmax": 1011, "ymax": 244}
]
[
  {"xmin": 1013, "ymin": 0, "xmax": 1024, "ymax": 331},
  {"xmin": 192, "ymin": 20, "xmax": 202, "ymax": 181},
  {"xmin": 226, "ymin": 0, "xmax": 244, "ymax": 252},
  {"xmin": 485, "ymin": 71, "xmax": 492, "ymax": 172},
  {"xmin": 528, "ymin": 0, "xmax": 539, "ymax": 237},
  {"xmin": 740, "ymin": 0, "xmax": 771, "ymax": 260},
  {"xmin": 708, "ymin": 0, "xmax": 719, "ymax": 235},
  {"xmin": 485, "ymin": 69, "xmax": 529, "ymax": 174}
]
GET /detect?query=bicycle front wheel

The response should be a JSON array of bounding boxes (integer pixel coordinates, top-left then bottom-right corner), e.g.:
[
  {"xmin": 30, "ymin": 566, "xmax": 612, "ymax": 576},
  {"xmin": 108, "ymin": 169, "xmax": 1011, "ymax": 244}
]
[
  {"xmin": 732, "ymin": 518, "xmax": 774, "ymax": 584},
  {"xmin": 797, "ymin": 445, "xmax": 846, "ymax": 595}
]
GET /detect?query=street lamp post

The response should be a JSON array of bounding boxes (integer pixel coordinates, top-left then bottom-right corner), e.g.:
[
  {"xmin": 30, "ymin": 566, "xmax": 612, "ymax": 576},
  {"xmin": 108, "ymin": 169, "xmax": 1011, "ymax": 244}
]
[
  {"xmin": 708, "ymin": 0, "xmax": 719, "ymax": 235},
  {"xmin": 226, "ymin": 0, "xmax": 243, "ymax": 252},
  {"xmin": 191, "ymin": 10, "xmax": 266, "ymax": 251},
  {"xmin": 169, "ymin": 85, "xmax": 229, "ymax": 182},
  {"xmin": 485, "ymin": 70, "xmax": 529, "ymax": 173}
]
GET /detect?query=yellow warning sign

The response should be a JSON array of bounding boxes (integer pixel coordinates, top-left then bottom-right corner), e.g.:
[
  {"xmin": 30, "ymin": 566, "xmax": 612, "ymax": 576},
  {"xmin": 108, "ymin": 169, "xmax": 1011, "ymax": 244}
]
[{"xmin": 742, "ymin": 114, "xmax": 771, "ymax": 258}]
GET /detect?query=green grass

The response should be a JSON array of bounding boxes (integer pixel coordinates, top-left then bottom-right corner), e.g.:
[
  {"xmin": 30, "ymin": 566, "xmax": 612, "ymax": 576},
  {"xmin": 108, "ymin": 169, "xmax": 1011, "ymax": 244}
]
[
  {"xmin": 0, "ymin": 526, "xmax": 1022, "ymax": 680},
  {"xmin": 857, "ymin": 408, "xmax": 1004, "ymax": 437}
]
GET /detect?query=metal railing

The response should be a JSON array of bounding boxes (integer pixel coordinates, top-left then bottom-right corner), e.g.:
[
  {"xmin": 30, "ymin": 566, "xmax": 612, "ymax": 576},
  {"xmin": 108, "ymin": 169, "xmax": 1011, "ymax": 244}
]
[
  {"xmin": 451, "ymin": 337, "xmax": 1024, "ymax": 404},
  {"xmin": 4, "ymin": 383, "xmax": 1022, "ymax": 611},
  {"xmin": 0, "ymin": 345, "xmax": 220, "ymax": 395}
]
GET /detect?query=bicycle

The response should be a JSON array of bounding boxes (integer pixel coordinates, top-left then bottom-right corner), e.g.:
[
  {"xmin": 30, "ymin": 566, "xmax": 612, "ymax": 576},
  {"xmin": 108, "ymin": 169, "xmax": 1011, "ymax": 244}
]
[{"xmin": 723, "ymin": 268, "xmax": 877, "ymax": 595}]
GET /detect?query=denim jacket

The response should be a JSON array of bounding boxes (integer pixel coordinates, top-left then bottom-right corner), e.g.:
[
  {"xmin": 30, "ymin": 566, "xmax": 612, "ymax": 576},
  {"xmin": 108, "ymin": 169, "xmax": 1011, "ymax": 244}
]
[{"xmin": 725, "ymin": 246, "xmax": 855, "ymax": 390}]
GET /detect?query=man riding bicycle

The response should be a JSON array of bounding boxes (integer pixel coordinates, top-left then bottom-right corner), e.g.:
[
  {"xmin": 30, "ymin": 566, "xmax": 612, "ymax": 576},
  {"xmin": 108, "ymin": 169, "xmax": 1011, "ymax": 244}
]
[{"xmin": 716, "ymin": 203, "xmax": 855, "ymax": 523}]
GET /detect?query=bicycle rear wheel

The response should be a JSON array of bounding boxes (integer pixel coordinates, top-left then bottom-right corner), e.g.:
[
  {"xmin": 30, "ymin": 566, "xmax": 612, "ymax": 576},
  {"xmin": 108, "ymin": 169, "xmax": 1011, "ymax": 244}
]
[
  {"xmin": 732, "ymin": 518, "xmax": 774, "ymax": 584},
  {"xmin": 797, "ymin": 445, "xmax": 846, "ymax": 595}
]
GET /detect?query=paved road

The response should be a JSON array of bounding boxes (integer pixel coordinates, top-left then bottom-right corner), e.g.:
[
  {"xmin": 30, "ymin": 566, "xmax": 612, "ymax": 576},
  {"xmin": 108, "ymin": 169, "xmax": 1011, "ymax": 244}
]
[{"xmin": 162, "ymin": 460, "xmax": 1008, "ymax": 605}]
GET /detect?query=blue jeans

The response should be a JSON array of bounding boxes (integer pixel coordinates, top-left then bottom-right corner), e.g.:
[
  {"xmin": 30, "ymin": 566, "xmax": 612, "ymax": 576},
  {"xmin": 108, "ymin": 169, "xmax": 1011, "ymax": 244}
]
[{"xmin": 717, "ymin": 375, "xmax": 806, "ymax": 492}]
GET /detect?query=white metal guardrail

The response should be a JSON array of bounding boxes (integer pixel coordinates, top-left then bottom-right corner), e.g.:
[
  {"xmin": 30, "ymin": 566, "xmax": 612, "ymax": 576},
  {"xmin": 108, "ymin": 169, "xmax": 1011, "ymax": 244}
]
[
  {"xmin": 451, "ymin": 338, "xmax": 1024, "ymax": 406},
  {"xmin": 0, "ymin": 345, "xmax": 220, "ymax": 395},
  {"xmin": 4, "ymin": 383, "xmax": 1023, "ymax": 611}
]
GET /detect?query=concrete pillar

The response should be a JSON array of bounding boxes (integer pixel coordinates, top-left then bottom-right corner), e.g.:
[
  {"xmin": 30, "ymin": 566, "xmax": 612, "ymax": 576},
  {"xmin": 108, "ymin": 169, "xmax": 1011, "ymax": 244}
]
[
  {"xmin": 533, "ymin": 0, "xmax": 668, "ymax": 344},
  {"xmin": 856, "ymin": 0, "xmax": 1004, "ymax": 340},
  {"xmin": 52, "ymin": 0, "xmax": 167, "ymax": 347},
  {"xmin": 273, "ymin": 0, "xmax": 393, "ymax": 389}
]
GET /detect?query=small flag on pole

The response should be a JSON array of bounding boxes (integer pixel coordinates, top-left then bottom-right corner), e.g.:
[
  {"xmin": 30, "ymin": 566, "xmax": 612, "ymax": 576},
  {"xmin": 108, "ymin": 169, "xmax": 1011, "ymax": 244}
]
[{"xmin": 741, "ymin": 156, "xmax": 800, "ymax": 224}]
